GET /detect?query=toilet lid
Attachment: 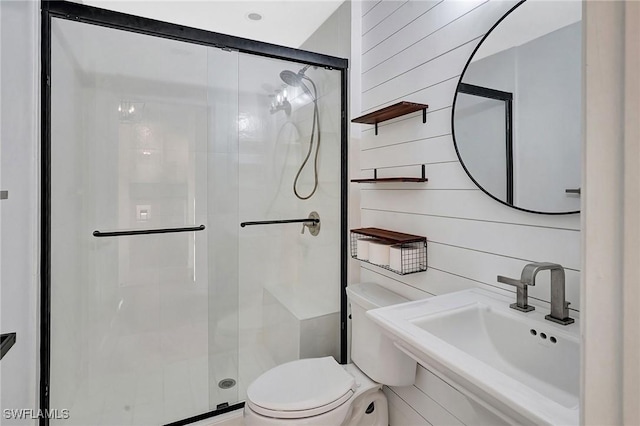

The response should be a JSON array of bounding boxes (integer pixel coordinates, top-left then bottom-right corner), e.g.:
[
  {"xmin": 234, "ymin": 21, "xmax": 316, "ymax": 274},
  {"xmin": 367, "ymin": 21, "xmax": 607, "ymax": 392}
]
[{"xmin": 247, "ymin": 357, "xmax": 356, "ymax": 413}]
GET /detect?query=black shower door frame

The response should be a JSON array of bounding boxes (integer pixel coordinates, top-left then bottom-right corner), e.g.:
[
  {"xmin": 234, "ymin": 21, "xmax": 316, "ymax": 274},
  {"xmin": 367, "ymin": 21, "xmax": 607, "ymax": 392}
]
[
  {"xmin": 457, "ymin": 82, "xmax": 514, "ymax": 205},
  {"xmin": 40, "ymin": 2, "xmax": 349, "ymax": 425}
]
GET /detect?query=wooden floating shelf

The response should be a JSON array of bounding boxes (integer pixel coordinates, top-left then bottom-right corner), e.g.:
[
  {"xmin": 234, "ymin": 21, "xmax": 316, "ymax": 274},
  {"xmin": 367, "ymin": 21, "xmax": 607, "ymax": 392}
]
[
  {"xmin": 351, "ymin": 227, "xmax": 426, "ymax": 244},
  {"xmin": 351, "ymin": 165, "xmax": 427, "ymax": 183},
  {"xmin": 351, "ymin": 101, "xmax": 429, "ymax": 135}
]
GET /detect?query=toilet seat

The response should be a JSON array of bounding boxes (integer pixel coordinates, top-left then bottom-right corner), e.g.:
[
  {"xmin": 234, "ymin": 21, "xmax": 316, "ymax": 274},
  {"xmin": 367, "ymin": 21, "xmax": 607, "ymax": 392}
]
[
  {"xmin": 246, "ymin": 357, "xmax": 356, "ymax": 419},
  {"xmin": 247, "ymin": 389, "xmax": 353, "ymax": 419}
]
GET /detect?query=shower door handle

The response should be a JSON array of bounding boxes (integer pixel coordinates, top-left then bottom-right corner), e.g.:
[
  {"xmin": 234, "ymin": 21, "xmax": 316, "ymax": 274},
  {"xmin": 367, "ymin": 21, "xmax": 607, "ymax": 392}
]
[
  {"xmin": 93, "ymin": 224, "xmax": 205, "ymax": 237},
  {"xmin": 241, "ymin": 212, "xmax": 320, "ymax": 236},
  {"xmin": 240, "ymin": 218, "xmax": 318, "ymax": 227}
]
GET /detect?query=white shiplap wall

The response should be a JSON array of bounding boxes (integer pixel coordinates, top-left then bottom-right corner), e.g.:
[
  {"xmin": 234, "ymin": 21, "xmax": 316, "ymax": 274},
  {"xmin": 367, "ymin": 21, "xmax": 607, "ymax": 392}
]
[{"xmin": 353, "ymin": 1, "xmax": 581, "ymax": 423}]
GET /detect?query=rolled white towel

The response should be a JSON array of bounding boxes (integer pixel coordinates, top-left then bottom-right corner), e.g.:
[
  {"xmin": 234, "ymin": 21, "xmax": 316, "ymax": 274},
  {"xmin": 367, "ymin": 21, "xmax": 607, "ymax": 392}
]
[
  {"xmin": 390, "ymin": 245, "xmax": 423, "ymax": 273},
  {"xmin": 356, "ymin": 239, "xmax": 370, "ymax": 261},
  {"xmin": 368, "ymin": 240, "xmax": 392, "ymax": 266},
  {"xmin": 389, "ymin": 245, "xmax": 403, "ymax": 272}
]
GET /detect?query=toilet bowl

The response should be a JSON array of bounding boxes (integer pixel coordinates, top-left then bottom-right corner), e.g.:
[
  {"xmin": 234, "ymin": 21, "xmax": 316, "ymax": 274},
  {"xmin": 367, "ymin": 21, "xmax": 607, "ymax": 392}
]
[
  {"xmin": 244, "ymin": 359, "xmax": 387, "ymax": 425},
  {"xmin": 244, "ymin": 283, "xmax": 417, "ymax": 425}
]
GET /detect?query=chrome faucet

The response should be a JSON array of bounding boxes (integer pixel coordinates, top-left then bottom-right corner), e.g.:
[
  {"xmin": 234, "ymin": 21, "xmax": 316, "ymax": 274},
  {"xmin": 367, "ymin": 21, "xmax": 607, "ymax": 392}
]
[
  {"xmin": 497, "ymin": 267, "xmax": 536, "ymax": 313},
  {"xmin": 498, "ymin": 262, "xmax": 574, "ymax": 325}
]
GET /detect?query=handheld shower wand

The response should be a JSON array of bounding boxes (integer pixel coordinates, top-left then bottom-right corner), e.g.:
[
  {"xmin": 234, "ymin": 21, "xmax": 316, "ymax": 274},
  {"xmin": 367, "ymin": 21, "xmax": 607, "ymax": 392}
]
[{"xmin": 279, "ymin": 64, "xmax": 320, "ymax": 200}]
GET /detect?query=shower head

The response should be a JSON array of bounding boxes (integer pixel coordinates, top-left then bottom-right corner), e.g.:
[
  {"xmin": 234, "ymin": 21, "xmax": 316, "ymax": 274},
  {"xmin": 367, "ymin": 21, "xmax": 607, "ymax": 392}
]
[
  {"xmin": 280, "ymin": 70, "xmax": 302, "ymax": 87},
  {"xmin": 279, "ymin": 64, "xmax": 311, "ymax": 87}
]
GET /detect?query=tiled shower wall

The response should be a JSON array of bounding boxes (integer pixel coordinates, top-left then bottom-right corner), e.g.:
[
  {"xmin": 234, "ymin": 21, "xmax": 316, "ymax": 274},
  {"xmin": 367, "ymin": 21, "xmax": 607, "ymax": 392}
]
[{"xmin": 351, "ymin": 0, "xmax": 581, "ymax": 423}]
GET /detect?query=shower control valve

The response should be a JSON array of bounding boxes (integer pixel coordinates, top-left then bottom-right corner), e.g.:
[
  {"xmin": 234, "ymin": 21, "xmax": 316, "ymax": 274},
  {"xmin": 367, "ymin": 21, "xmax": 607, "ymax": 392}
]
[{"xmin": 301, "ymin": 211, "xmax": 321, "ymax": 237}]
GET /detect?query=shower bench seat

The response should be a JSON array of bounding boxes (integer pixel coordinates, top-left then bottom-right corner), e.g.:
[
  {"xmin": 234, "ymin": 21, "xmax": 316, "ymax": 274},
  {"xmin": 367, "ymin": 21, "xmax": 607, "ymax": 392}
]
[{"xmin": 262, "ymin": 283, "xmax": 340, "ymax": 365}]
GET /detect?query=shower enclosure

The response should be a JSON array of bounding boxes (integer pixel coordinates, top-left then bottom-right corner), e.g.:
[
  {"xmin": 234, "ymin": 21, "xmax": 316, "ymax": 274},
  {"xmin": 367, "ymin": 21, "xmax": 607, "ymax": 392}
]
[{"xmin": 41, "ymin": 3, "xmax": 347, "ymax": 425}]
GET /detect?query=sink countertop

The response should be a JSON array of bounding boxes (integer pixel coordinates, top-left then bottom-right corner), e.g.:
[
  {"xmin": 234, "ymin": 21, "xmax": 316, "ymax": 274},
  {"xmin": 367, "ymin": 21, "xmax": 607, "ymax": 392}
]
[{"xmin": 367, "ymin": 288, "xmax": 580, "ymax": 426}]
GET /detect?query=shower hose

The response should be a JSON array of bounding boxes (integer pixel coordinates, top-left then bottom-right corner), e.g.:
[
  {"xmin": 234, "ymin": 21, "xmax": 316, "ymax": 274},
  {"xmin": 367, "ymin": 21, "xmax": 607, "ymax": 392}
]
[{"xmin": 293, "ymin": 76, "xmax": 320, "ymax": 200}]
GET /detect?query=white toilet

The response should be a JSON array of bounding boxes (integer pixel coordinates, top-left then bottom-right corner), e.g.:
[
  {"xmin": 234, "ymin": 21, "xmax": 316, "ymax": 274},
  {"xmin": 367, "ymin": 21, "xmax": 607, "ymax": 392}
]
[{"xmin": 244, "ymin": 283, "xmax": 417, "ymax": 425}]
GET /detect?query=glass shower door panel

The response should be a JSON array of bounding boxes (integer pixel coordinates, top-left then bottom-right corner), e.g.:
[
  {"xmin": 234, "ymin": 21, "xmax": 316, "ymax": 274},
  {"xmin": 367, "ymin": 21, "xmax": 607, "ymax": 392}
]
[
  {"xmin": 50, "ymin": 18, "xmax": 238, "ymax": 425},
  {"xmin": 205, "ymin": 47, "xmax": 241, "ymax": 411},
  {"xmin": 237, "ymin": 54, "xmax": 342, "ymax": 400}
]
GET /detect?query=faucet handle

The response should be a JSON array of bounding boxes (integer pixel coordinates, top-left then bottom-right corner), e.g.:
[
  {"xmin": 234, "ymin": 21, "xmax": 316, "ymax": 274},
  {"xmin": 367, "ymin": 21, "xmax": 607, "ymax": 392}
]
[
  {"xmin": 497, "ymin": 275, "xmax": 535, "ymax": 312},
  {"xmin": 497, "ymin": 275, "xmax": 524, "ymax": 287}
]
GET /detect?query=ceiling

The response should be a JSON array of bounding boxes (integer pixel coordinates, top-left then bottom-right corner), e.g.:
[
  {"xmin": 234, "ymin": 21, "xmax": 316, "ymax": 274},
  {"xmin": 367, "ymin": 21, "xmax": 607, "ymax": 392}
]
[{"xmin": 81, "ymin": 0, "xmax": 345, "ymax": 48}]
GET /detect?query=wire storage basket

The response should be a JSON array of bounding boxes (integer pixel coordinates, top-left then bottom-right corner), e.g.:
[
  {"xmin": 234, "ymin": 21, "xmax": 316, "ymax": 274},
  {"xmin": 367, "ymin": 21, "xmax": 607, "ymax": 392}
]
[{"xmin": 350, "ymin": 228, "xmax": 427, "ymax": 275}]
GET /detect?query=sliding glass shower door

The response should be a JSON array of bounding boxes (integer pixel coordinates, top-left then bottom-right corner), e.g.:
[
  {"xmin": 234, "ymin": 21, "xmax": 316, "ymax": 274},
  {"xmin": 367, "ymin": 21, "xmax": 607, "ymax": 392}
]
[
  {"xmin": 47, "ymin": 6, "xmax": 347, "ymax": 424},
  {"xmin": 236, "ymin": 54, "xmax": 343, "ymax": 400},
  {"xmin": 49, "ymin": 18, "xmax": 239, "ymax": 425}
]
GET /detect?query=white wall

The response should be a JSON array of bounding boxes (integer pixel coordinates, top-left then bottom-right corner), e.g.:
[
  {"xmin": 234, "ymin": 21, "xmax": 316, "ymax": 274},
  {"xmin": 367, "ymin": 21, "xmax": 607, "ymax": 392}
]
[
  {"xmin": 0, "ymin": 1, "xmax": 40, "ymax": 425},
  {"xmin": 352, "ymin": 0, "xmax": 581, "ymax": 423},
  {"xmin": 299, "ymin": 0, "xmax": 353, "ymax": 343},
  {"xmin": 581, "ymin": 1, "xmax": 640, "ymax": 424},
  {"xmin": 300, "ymin": 1, "xmax": 351, "ymax": 59}
]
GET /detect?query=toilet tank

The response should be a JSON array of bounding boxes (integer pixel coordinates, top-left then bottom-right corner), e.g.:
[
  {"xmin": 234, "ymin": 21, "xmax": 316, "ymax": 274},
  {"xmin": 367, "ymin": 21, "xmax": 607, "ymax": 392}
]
[{"xmin": 346, "ymin": 283, "xmax": 416, "ymax": 386}]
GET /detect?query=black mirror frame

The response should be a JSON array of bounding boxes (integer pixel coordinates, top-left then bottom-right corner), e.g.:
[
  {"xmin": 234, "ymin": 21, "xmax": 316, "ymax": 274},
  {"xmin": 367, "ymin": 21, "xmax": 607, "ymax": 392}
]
[{"xmin": 451, "ymin": 0, "xmax": 580, "ymax": 216}]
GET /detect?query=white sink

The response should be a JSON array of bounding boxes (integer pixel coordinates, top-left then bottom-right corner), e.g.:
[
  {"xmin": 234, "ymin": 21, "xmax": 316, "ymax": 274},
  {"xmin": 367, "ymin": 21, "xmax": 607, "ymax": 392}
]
[{"xmin": 367, "ymin": 288, "xmax": 579, "ymax": 425}]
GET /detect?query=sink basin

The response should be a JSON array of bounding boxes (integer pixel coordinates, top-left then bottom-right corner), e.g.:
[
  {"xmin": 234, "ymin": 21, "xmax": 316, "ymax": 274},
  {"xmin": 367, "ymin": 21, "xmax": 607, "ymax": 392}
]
[{"xmin": 367, "ymin": 288, "xmax": 580, "ymax": 425}]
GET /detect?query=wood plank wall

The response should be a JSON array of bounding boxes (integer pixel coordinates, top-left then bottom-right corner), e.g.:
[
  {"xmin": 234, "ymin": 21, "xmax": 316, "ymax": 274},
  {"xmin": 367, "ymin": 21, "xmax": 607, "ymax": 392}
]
[{"xmin": 353, "ymin": 1, "xmax": 582, "ymax": 423}]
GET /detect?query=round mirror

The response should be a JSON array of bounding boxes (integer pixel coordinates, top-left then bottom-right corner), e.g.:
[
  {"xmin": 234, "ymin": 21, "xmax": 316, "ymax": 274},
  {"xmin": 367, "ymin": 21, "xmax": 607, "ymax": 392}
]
[{"xmin": 452, "ymin": 0, "xmax": 582, "ymax": 214}]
